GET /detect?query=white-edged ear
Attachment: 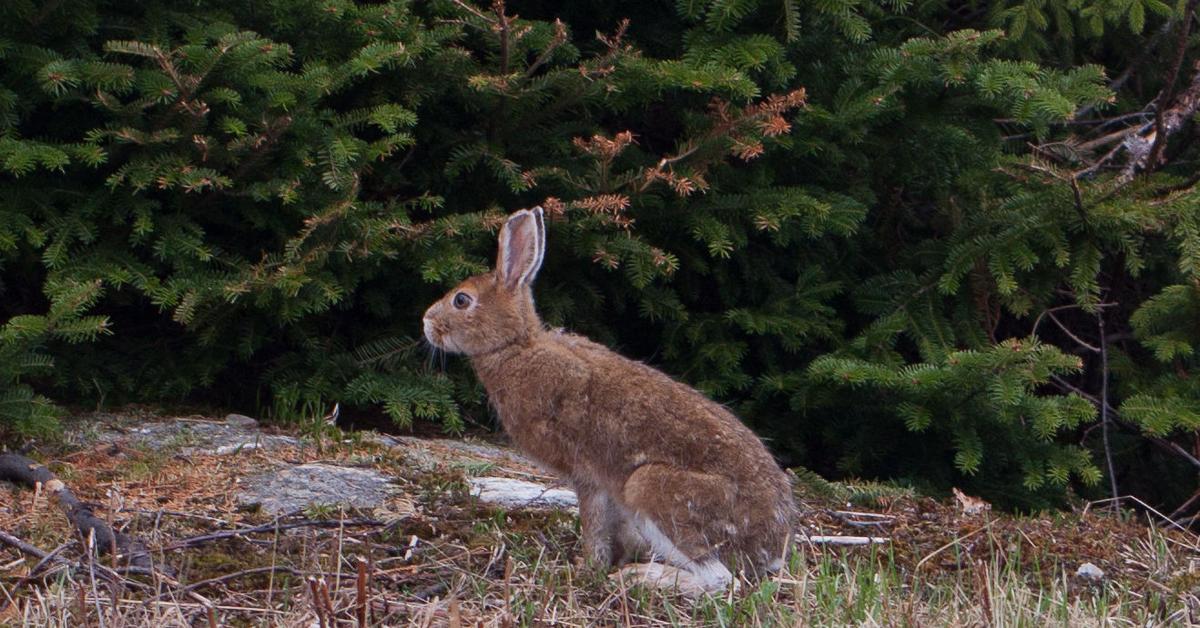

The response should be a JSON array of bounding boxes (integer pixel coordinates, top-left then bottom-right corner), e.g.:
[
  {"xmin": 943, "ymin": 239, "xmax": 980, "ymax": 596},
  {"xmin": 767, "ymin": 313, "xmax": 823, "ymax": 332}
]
[
  {"xmin": 496, "ymin": 208, "xmax": 544, "ymax": 291},
  {"xmin": 528, "ymin": 206, "xmax": 546, "ymax": 283}
]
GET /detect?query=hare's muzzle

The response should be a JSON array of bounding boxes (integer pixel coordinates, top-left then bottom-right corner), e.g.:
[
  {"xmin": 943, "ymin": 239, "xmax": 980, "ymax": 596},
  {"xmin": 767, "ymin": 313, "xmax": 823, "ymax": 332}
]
[{"xmin": 422, "ymin": 316, "xmax": 440, "ymax": 348}]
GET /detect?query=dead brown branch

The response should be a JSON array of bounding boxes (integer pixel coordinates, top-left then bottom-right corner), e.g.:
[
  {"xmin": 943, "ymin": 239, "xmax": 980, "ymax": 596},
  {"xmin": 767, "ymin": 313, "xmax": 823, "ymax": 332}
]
[
  {"xmin": 0, "ymin": 453, "xmax": 160, "ymax": 575},
  {"xmin": 492, "ymin": 0, "xmax": 511, "ymax": 76},
  {"xmin": 355, "ymin": 556, "xmax": 369, "ymax": 627},
  {"xmin": 1119, "ymin": 59, "xmax": 1200, "ymax": 180},
  {"xmin": 448, "ymin": 0, "xmax": 495, "ymax": 24},
  {"xmin": 523, "ymin": 19, "xmax": 568, "ymax": 79},
  {"xmin": 1146, "ymin": 0, "xmax": 1200, "ymax": 171},
  {"xmin": 152, "ymin": 566, "xmax": 355, "ymax": 603},
  {"xmin": 168, "ymin": 516, "xmax": 385, "ymax": 550},
  {"xmin": 0, "ymin": 529, "xmax": 53, "ymax": 561}
]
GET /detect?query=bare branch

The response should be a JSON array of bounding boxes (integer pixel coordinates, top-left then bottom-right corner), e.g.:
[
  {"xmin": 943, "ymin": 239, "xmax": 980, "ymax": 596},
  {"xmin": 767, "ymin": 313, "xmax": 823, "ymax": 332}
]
[
  {"xmin": 1047, "ymin": 311, "xmax": 1100, "ymax": 353},
  {"xmin": 493, "ymin": 0, "xmax": 511, "ymax": 76},
  {"xmin": 523, "ymin": 19, "xmax": 568, "ymax": 80},
  {"xmin": 1098, "ymin": 310, "xmax": 1120, "ymax": 508},
  {"xmin": 168, "ymin": 516, "xmax": 385, "ymax": 550},
  {"xmin": 0, "ymin": 453, "xmax": 162, "ymax": 575},
  {"xmin": 1050, "ymin": 375, "xmax": 1200, "ymax": 471},
  {"xmin": 448, "ymin": 0, "xmax": 495, "ymax": 23},
  {"xmin": 1146, "ymin": 0, "xmax": 1200, "ymax": 170}
]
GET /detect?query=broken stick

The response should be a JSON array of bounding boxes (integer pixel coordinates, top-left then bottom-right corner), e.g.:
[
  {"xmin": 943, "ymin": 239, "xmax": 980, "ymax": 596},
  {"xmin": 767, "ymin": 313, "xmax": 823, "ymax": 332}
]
[
  {"xmin": 0, "ymin": 452, "xmax": 157, "ymax": 573},
  {"xmin": 798, "ymin": 534, "xmax": 890, "ymax": 546}
]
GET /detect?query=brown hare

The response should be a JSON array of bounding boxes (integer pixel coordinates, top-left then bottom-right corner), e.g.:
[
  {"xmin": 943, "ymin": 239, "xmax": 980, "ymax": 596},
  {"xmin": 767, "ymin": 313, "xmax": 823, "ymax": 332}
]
[{"xmin": 422, "ymin": 207, "xmax": 795, "ymax": 595}]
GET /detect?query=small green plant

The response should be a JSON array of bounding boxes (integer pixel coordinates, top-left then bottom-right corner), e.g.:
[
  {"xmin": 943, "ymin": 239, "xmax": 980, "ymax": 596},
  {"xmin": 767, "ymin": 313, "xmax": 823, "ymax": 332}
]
[
  {"xmin": 452, "ymin": 460, "xmax": 498, "ymax": 477},
  {"xmin": 301, "ymin": 503, "xmax": 342, "ymax": 520}
]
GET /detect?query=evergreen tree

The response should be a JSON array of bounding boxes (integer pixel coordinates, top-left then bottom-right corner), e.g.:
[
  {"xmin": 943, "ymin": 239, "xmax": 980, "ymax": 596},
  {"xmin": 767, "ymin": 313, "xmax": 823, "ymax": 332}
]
[{"xmin": 1, "ymin": 0, "xmax": 1198, "ymax": 511}]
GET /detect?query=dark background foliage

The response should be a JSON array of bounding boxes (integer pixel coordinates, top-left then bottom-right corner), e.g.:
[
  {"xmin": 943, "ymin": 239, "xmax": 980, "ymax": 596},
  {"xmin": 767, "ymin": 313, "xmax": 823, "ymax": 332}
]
[{"xmin": 2, "ymin": 0, "xmax": 1199, "ymax": 515}]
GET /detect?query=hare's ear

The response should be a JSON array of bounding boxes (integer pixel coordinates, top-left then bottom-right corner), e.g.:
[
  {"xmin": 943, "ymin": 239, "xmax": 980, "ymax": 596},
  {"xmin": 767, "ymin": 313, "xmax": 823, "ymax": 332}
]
[
  {"xmin": 529, "ymin": 206, "xmax": 546, "ymax": 281},
  {"xmin": 496, "ymin": 207, "xmax": 545, "ymax": 291}
]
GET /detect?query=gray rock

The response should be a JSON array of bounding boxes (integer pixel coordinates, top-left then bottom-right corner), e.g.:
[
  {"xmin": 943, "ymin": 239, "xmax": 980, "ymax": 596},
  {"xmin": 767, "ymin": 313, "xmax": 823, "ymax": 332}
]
[
  {"xmin": 438, "ymin": 439, "xmax": 530, "ymax": 463},
  {"xmin": 1075, "ymin": 562, "xmax": 1105, "ymax": 581},
  {"xmin": 468, "ymin": 476, "xmax": 577, "ymax": 509},
  {"xmin": 372, "ymin": 434, "xmax": 545, "ymax": 474},
  {"xmin": 237, "ymin": 463, "xmax": 395, "ymax": 514},
  {"xmin": 403, "ymin": 447, "xmax": 442, "ymax": 473},
  {"xmin": 224, "ymin": 413, "xmax": 259, "ymax": 429},
  {"xmin": 98, "ymin": 420, "xmax": 300, "ymax": 456}
]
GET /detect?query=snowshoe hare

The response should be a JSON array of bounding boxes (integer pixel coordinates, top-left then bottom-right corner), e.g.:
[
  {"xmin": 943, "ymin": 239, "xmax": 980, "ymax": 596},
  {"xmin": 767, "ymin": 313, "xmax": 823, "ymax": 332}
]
[{"xmin": 422, "ymin": 207, "xmax": 795, "ymax": 595}]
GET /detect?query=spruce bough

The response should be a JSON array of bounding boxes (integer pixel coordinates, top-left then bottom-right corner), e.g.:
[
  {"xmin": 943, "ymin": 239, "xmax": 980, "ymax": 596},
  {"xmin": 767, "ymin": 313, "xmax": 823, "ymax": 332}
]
[{"xmin": 1, "ymin": 0, "xmax": 1198, "ymax": 510}]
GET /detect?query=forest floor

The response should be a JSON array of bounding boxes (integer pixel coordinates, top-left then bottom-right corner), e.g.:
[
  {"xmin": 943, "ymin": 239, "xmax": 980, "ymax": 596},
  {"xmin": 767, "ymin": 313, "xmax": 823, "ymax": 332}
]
[{"xmin": 1, "ymin": 408, "xmax": 1198, "ymax": 626}]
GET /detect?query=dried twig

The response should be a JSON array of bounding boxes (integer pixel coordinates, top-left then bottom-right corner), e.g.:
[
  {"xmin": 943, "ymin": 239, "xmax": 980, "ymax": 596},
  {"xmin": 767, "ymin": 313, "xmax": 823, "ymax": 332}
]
[
  {"xmin": 831, "ymin": 509, "xmax": 896, "ymax": 529},
  {"xmin": 308, "ymin": 576, "xmax": 329, "ymax": 628},
  {"xmin": 0, "ymin": 453, "xmax": 160, "ymax": 575},
  {"xmin": 169, "ymin": 517, "xmax": 385, "ymax": 549},
  {"xmin": 799, "ymin": 534, "xmax": 890, "ymax": 546},
  {"xmin": 1048, "ymin": 311, "xmax": 1101, "ymax": 353},
  {"xmin": 84, "ymin": 530, "xmax": 107, "ymax": 628},
  {"xmin": 1146, "ymin": 0, "xmax": 1200, "ymax": 171},
  {"xmin": 0, "ymin": 539, "xmax": 74, "ymax": 614},
  {"xmin": 318, "ymin": 576, "xmax": 336, "ymax": 622},
  {"xmin": 1030, "ymin": 302, "xmax": 1117, "ymax": 345},
  {"xmin": 449, "ymin": 0, "xmax": 495, "ymax": 23},
  {"xmin": 523, "ymin": 19, "xmax": 568, "ymax": 79},
  {"xmin": 1084, "ymin": 495, "xmax": 1200, "ymax": 546},
  {"xmin": 1098, "ymin": 309, "xmax": 1120, "ymax": 508},
  {"xmin": 1168, "ymin": 487, "xmax": 1200, "ymax": 521},
  {"xmin": 125, "ymin": 508, "xmax": 229, "ymax": 527},
  {"xmin": 355, "ymin": 556, "xmax": 369, "ymax": 628},
  {"xmin": 492, "ymin": 0, "xmax": 510, "ymax": 76},
  {"xmin": 915, "ymin": 523, "xmax": 991, "ymax": 570},
  {"xmin": 0, "ymin": 529, "xmax": 52, "ymax": 560}
]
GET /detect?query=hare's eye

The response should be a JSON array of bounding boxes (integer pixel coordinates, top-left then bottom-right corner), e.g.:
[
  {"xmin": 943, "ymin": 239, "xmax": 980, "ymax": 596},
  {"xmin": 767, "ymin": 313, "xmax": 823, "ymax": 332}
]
[{"xmin": 452, "ymin": 292, "xmax": 473, "ymax": 310}]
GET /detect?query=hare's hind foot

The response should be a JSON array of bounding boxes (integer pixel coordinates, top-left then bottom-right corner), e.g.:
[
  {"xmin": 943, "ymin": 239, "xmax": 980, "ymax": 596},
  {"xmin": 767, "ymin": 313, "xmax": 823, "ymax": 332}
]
[{"xmin": 611, "ymin": 560, "xmax": 732, "ymax": 598}]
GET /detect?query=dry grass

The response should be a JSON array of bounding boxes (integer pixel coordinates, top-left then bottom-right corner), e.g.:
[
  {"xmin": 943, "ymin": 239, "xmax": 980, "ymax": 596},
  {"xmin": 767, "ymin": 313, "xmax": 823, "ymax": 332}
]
[{"xmin": 2, "ymin": 416, "xmax": 1199, "ymax": 627}]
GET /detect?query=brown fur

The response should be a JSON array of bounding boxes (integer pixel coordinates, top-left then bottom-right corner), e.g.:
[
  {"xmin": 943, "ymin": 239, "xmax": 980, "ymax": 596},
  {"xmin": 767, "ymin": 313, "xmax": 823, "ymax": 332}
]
[{"xmin": 423, "ymin": 208, "xmax": 795, "ymax": 582}]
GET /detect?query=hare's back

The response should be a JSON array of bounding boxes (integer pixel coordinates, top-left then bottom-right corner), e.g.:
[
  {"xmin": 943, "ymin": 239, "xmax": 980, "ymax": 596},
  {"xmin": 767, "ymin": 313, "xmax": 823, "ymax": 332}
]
[{"xmin": 551, "ymin": 332, "xmax": 778, "ymax": 474}]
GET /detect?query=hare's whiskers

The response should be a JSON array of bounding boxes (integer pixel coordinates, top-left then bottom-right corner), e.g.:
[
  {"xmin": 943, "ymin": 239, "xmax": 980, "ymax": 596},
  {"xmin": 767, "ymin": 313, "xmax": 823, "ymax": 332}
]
[{"xmin": 422, "ymin": 339, "xmax": 442, "ymax": 372}]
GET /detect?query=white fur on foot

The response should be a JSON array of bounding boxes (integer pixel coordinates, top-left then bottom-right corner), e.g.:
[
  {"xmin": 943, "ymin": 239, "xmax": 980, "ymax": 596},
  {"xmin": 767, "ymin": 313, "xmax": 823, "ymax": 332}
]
[
  {"xmin": 612, "ymin": 563, "xmax": 708, "ymax": 598},
  {"xmin": 606, "ymin": 511, "xmax": 735, "ymax": 596},
  {"xmin": 611, "ymin": 559, "xmax": 733, "ymax": 598}
]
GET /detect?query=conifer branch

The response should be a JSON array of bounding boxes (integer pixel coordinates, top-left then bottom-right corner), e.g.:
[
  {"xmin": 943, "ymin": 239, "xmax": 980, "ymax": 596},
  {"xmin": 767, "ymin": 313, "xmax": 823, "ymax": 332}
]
[
  {"xmin": 523, "ymin": 20, "xmax": 568, "ymax": 80},
  {"xmin": 492, "ymin": 0, "xmax": 511, "ymax": 76},
  {"xmin": 1051, "ymin": 376, "xmax": 1200, "ymax": 471},
  {"xmin": 1074, "ymin": 17, "xmax": 1177, "ymax": 120}
]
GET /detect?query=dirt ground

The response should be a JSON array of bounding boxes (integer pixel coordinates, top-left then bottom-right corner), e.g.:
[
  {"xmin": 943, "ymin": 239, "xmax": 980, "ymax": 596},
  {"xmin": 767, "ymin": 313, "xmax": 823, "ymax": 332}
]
[{"xmin": 1, "ymin": 409, "xmax": 1198, "ymax": 626}]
